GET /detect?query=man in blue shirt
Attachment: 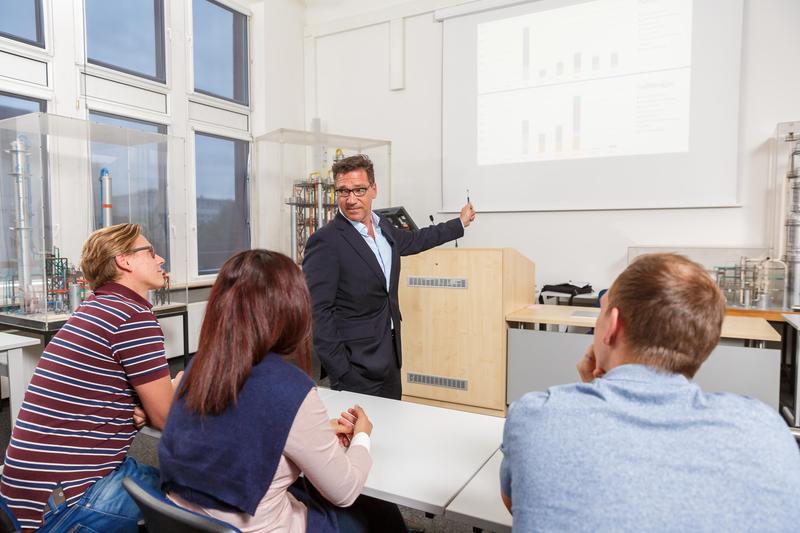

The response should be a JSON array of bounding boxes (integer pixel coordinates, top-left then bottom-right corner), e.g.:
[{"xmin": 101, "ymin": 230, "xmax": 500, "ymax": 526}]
[{"xmin": 500, "ymin": 253, "xmax": 800, "ymax": 532}]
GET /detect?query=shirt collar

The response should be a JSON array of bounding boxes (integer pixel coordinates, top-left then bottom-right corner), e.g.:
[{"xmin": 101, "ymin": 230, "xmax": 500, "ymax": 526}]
[
  {"xmin": 93, "ymin": 281, "xmax": 153, "ymax": 309},
  {"xmin": 601, "ymin": 364, "xmax": 689, "ymax": 386},
  {"xmin": 342, "ymin": 210, "xmax": 381, "ymax": 236}
]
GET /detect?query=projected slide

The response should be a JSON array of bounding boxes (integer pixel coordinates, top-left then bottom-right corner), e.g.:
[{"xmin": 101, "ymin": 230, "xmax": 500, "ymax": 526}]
[{"xmin": 477, "ymin": 0, "xmax": 693, "ymax": 166}]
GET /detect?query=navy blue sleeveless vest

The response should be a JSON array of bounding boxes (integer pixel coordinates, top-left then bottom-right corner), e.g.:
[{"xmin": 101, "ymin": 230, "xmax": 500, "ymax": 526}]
[{"xmin": 159, "ymin": 354, "xmax": 337, "ymax": 532}]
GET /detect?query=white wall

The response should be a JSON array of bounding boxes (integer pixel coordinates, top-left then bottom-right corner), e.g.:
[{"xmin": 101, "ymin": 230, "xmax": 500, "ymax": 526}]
[
  {"xmin": 251, "ymin": 0, "xmax": 307, "ymax": 251},
  {"xmin": 305, "ymin": 0, "xmax": 800, "ymax": 289}
]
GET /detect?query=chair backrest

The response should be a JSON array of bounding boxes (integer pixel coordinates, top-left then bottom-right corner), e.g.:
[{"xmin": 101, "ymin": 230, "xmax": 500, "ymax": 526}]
[{"xmin": 122, "ymin": 477, "xmax": 241, "ymax": 533}]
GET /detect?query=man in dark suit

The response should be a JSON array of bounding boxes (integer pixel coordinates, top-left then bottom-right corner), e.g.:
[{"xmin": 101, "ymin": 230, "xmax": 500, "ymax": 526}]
[{"xmin": 303, "ymin": 154, "xmax": 475, "ymax": 400}]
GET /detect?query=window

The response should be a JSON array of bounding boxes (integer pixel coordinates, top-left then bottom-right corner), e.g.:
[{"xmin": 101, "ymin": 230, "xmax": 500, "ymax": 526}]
[
  {"xmin": 88, "ymin": 111, "xmax": 171, "ymax": 269},
  {"xmin": 0, "ymin": 0, "xmax": 44, "ymax": 48},
  {"xmin": 0, "ymin": 92, "xmax": 45, "ymax": 121},
  {"xmin": 194, "ymin": 132, "xmax": 250, "ymax": 275},
  {"xmin": 193, "ymin": 0, "xmax": 249, "ymax": 105},
  {"xmin": 85, "ymin": 0, "xmax": 166, "ymax": 82},
  {"xmin": 0, "ymin": 92, "xmax": 47, "ymax": 272}
]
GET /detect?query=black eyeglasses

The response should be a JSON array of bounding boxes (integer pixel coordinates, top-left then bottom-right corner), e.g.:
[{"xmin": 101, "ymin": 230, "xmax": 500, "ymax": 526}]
[
  {"xmin": 128, "ymin": 245, "xmax": 156, "ymax": 259},
  {"xmin": 335, "ymin": 186, "xmax": 371, "ymax": 198}
]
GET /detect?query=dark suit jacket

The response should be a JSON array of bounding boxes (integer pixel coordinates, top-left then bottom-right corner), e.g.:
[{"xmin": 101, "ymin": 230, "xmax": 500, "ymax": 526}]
[{"xmin": 302, "ymin": 212, "xmax": 464, "ymax": 385}]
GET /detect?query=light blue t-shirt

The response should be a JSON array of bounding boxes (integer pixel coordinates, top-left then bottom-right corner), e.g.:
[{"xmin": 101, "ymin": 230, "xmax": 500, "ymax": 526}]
[{"xmin": 500, "ymin": 364, "xmax": 800, "ymax": 532}]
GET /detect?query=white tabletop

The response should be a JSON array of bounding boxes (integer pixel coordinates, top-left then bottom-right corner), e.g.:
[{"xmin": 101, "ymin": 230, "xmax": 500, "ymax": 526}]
[
  {"xmin": 315, "ymin": 386, "xmax": 337, "ymax": 400},
  {"xmin": 445, "ymin": 449, "xmax": 511, "ymax": 532},
  {"xmin": 320, "ymin": 389, "xmax": 504, "ymax": 515},
  {"xmin": 0, "ymin": 332, "xmax": 40, "ymax": 351},
  {"xmin": 784, "ymin": 314, "xmax": 800, "ymax": 331}
]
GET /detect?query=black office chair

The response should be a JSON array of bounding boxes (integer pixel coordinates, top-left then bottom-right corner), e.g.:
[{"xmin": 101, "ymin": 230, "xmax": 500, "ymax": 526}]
[{"xmin": 122, "ymin": 477, "xmax": 241, "ymax": 533}]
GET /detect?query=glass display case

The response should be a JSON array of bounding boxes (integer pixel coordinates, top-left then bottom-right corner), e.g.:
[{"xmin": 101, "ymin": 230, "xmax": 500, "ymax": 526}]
[
  {"xmin": 0, "ymin": 112, "xmax": 188, "ymax": 337},
  {"xmin": 257, "ymin": 128, "xmax": 391, "ymax": 263},
  {"xmin": 627, "ymin": 246, "xmax": 783, "ymax": 309},
  {"xmin": 770, "ymin": 121, "xmax": 800, "ymax": 310}
]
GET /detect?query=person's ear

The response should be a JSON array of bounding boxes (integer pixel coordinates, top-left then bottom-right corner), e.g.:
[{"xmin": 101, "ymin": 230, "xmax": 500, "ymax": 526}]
[
  {"xmin": 114, "ymin": 254, "xmax": 133, "ymax": 273},
  {"xmin": 603, "ymin": 307, "xmax": 621, "ymax": 346}
]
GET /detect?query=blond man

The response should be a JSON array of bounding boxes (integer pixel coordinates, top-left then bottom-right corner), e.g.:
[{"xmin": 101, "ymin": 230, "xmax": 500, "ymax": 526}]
[{"xmin": 1, "ymin": 224, "xmax": 179, "ymax": 532}]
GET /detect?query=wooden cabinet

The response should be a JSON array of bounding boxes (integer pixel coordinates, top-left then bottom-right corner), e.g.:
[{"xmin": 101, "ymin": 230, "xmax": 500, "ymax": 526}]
[{"xmin": 399, "ymin": 248, "xmax": 534, "ymax": 416}]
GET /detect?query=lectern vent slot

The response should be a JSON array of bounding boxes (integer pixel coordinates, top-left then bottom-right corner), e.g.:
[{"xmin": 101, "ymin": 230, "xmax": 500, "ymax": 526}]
[
  {"xmin": 407, "ymin": 372, "xmax": 468, "ymax": 391},
  {"xmin": 407, "ymin": 276, "xmax": 468, "ymax": 289}
]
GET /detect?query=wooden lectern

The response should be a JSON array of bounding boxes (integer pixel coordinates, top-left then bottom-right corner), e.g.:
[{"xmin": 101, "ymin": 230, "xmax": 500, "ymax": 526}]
[{"xmin": 399, "ymin": 248, "xmax": 535, "ymax": 416}]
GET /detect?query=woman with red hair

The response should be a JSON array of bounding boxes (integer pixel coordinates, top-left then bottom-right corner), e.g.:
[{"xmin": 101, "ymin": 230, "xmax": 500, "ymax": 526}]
[{"xmin": 158, "ymin": 250, "xmax": 379, "ymax": 532}]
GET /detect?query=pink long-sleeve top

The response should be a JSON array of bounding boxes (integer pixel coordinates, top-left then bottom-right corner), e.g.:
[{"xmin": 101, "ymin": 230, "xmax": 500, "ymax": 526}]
[{"xmin": 168, "ymin": 388, "xmax": 372, "ymax": 532}]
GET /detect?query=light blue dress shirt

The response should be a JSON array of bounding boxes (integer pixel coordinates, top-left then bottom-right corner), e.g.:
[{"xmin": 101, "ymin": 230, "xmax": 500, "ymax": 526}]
[
  {"xmin": 346, "ymin": 211, "xmax": 393, "ymax": 329},
  {"xmin": 345, "ymin": 211, "xmax": 392, "ymax": 292},
  {"xmin": 500, "ymin": 364, "xmax": 800, "ymax": 532}
]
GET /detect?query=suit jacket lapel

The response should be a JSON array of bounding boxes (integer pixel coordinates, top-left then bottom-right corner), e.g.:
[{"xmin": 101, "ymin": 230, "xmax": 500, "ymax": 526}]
[
  {"xmin": 378, "ymin": 218, "xmax": 400, "ymax": 291},
  {"xmin": 335, "ymin": 213, "xmax": 388, "ymax": 287}
]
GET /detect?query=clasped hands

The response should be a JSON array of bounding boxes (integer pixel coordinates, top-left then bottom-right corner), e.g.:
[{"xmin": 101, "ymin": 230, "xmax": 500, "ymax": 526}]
[{"xmin": 329, "ymin": 404, "xmax": 372, "ymax": 448}]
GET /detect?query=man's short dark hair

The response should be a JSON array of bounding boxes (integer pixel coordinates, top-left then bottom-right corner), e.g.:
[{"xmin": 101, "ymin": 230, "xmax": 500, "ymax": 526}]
[
  {"xmin": 332, "ymin": 154, "xmax": 374, "ymax": 184},
  {"xmin": 607, "ymin": 253, "xmax": 726, "ymax": 378}
]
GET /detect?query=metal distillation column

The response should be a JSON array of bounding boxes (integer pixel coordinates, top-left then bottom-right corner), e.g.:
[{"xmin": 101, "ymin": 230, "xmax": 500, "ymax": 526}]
[
  {"xmin": 785, "ymin": 141, "xmax": 800, "ymax": 309},
  {"xmin": 7, "ymin": 137, "xmax": 33, "ymax": 310},
  {"xmin": 100, "ymin": 167, "xmax": 113, "ymax": 227}
]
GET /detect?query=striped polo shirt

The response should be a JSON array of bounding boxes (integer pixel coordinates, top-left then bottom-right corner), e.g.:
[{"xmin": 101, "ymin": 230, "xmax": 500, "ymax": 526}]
[{"xmin": 0, "ymin": 282, "xmax": 169, "ymax": 529}]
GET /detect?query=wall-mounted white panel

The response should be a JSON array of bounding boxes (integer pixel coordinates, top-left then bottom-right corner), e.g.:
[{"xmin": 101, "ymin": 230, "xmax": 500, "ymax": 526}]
[
  {"xmin": 0, "ymin": 50, "xmax": 47, "ymax": 86},
  {"xmin": 189, "ymin": 101, "xmax": 249, "ymax": 131},
  {"xmin": 442, "ymin": 0, "xmax": 744, "ymax": 212},
  {"xmin": 187, "ymin": 301, "xmax": 207, "ymax": 354},
  {"xmin": 83, "ymin": 74, "xmax": 167, "ymax": 113},
  {"xmin": 158, "ymin": 316, "xmax": 184, "ymax": 359}
]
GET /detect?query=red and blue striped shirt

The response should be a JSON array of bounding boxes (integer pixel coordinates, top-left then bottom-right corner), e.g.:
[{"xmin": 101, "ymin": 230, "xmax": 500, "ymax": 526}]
[{"xmin": 0, "ymin": 282, "xmax": 169, "ymax": 529}]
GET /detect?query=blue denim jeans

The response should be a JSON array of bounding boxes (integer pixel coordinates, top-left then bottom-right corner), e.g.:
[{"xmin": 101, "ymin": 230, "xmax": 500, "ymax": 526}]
[{"xmin": 37, "ymin": 457, "xmax": 159, "ymax": 533}]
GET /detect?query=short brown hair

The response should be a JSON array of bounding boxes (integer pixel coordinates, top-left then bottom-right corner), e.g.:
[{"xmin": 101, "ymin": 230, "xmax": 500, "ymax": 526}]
[
  {"xmin": 179, "ymin": 250, "xmax": 312, "ymax": 416},
  {"xmin": 332, "ymin": 154, "xmax": 374, "ymax": 184},
  {"xmin": 80, "ymin": 224, "xmax": 142, "ymax": 290},
  {"xmin": 607, "ymin": 253, "xmax": 725, "ymax": 378}
]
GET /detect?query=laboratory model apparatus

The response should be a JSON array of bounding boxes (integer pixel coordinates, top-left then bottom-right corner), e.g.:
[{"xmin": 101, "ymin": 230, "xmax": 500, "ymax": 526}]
[
  {"xmin": 285, "ymin": 171, "xmax": 337, "ymax": 262},
  {"xmin": 778, "ymin": 123, "xmax": 800, "ymax": 309},
  {"xmin": 0, "ymin": 112, "xmax": 188, "ymax": 337},
  {"xmin": 257, "ymin": 128, "xmax": 391, "ymax": 263},
  {"xmin": 627, "ymin": 247, "xmax": 784, "ymax": 310}
]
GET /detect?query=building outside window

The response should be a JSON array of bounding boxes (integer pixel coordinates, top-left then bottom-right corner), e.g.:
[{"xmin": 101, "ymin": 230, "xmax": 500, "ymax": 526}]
[
  {"xmin": 84, "ymin": 0, "xmax": 166, "ymax": 82},
  {"xmin": 194, "ymin": 132, "xmax": 250, "ymax": 275},
  {"xmin": 193, "ymin": 0, "xmax": 249, "ymax": 105},
  {"xmin": 88, "ymin": 111, "xmax": 171, "ymax": 269},
  {"xmin": 0, "ymin": 0, "xmax": 44, "ymax": 48}
]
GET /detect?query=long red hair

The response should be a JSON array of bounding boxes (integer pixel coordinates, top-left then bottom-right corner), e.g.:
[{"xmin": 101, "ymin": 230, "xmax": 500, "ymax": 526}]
[{"xmin": 179, "ymin": 250, "xmax": 312, "ymax": 415}]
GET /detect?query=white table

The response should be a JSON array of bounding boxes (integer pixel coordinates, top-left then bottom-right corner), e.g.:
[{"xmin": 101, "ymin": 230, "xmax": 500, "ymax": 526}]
[
  {"xmin": 445, "ymin": 450, "xmax": 511, "ymax": 533},
  {"xmin": 139, "ymin": 387, "xmax": 506, "ymax": 518},
  {"xmin": 1, "ymin": 332, "xmax": 41, "ymax": 423},
  {"xmin": 319, "ymin": 389, "xmax": 504, "ymax": 515},
  {"xmin": 506, "ymin": 305, "xmax": 783, "ymax": 409}
]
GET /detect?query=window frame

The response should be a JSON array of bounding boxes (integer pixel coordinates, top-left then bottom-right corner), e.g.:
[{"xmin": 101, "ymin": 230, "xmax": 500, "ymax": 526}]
[
  {"xmin": 0, "ymin": 0, "xmax": 45, "ymax": 49},
  {"xmin": 84, "ymin": 0, "xmax": 167, "ymax": 84},
  {"xmin": 0, "ymin": 90, "xmax": 47, "ymax": 117},
  {"xmin": 88, "ymin": 109, "xmax": 168, "ymax": 135},
  {"xmin": 190, "ymin": 0, "xmax": 250, "ymax": 107},
  {"xmin": 189, "ymin": 127, "xmax": 252, "ymax": 279}
]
